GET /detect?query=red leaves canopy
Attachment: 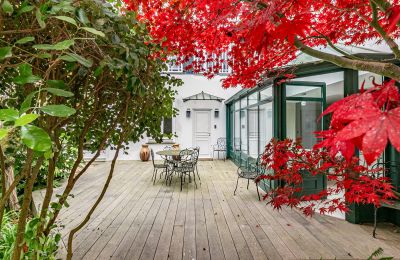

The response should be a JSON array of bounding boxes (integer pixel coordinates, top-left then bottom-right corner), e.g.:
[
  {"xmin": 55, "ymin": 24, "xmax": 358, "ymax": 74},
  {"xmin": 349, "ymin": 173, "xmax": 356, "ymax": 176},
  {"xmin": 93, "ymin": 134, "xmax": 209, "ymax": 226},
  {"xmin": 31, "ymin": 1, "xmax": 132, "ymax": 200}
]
[
  {"xmin": 259, "ymin": 139, "xmax": 397, "ymax": 216},
  {"xmin": 125, "ymin": 0, "xmax": 400, "ymax": 88},
  {"xmin": 316, "ymin": 80, "xmax": 400, "ymax": 165}
]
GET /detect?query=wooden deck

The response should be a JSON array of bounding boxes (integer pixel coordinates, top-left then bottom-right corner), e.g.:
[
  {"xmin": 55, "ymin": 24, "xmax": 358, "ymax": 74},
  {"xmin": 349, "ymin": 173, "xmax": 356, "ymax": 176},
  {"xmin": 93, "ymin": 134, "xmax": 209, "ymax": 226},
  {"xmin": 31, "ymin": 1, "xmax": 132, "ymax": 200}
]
[{"xmin": 49, "ymin": 160, "xmax": 400, "ymax": 259}]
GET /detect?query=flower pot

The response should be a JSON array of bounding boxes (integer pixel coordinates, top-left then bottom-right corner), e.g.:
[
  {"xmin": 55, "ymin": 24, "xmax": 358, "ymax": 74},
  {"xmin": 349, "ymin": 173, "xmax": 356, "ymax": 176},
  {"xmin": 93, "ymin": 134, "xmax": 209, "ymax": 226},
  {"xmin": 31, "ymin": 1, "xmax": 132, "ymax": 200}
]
[
  {"xmin": 140, "ymin": 144, "xmax": 150, "ymax": 161},
  {"xmin": 172, "ymin": 143, "xmax": 180, "ymax": 161}
]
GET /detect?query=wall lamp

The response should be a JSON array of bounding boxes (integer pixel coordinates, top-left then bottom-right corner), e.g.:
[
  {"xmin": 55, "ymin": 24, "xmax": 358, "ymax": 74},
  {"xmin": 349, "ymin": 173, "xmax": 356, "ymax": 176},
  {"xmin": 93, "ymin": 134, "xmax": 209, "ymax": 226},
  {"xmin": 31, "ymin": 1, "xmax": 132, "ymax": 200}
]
[
  {"xmin": 214, "ymin": 109, "xmax": 219, "ymax": 118},
  {"xmin": 186, "ymin": 108, "xmax": 191, "ymax": 118}
]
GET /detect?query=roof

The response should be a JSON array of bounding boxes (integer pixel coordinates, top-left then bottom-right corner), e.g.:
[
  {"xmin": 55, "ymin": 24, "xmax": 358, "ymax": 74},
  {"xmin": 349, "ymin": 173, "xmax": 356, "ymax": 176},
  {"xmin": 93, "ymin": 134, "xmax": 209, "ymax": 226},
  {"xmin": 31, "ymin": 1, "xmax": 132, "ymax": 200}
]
[
  {"xmin": 225, "ymin": 52, "xmax": 396, "ymax": 105},
  {"xmin": 183, "ymin": 91, "xmax": 224, "ymax": 102}
]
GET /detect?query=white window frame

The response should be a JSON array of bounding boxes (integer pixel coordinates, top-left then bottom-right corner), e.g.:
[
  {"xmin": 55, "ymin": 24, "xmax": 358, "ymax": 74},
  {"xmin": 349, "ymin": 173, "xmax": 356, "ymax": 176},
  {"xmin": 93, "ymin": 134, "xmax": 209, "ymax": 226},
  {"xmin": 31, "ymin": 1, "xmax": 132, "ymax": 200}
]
[{"xmin": 165, "ymin": 56, "xmax": 183, "ymax": 73}]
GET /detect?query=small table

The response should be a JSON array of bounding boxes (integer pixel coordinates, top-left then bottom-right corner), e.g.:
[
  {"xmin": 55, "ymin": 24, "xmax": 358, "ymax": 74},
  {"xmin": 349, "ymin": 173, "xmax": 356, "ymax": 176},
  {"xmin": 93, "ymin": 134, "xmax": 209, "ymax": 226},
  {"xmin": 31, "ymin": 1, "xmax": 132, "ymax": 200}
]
[
  {"xmin": 156, "ymin": 149, "xmax": 194, "ymax": 187},
  {"xmin": 156, "ymin": 149, "xmax": 194, "ymax": 157}
]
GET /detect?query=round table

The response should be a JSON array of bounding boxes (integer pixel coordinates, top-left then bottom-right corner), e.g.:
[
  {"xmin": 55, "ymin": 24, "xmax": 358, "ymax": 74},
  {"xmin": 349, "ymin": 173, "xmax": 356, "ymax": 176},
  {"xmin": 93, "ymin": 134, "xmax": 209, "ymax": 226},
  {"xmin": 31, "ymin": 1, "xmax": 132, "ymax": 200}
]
[{"xmin": 156, "ymin": 149, "xmax": 193, "ymax": 157}]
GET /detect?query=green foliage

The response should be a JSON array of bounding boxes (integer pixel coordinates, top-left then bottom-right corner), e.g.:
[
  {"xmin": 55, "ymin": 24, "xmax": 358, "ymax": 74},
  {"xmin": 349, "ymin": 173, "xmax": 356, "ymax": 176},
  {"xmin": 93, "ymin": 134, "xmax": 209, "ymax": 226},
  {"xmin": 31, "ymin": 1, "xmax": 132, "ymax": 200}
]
[
  {"xmin": 367, "ymin": 248, "xmax": 393, "ymax": 260},
  {"xmin": 0, "ymin": 0, "xmax": 181, "ymax": 255},
  {"xmin": 0, "ymin": 211, "xmax": 60, "ymax": 259}
]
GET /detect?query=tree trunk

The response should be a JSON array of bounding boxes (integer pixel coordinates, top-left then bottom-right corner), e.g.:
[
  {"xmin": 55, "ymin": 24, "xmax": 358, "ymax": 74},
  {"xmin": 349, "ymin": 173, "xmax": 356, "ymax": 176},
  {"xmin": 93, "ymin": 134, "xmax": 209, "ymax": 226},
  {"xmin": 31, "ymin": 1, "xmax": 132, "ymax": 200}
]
[{"xmin": 5, "ymin": 166, "xmax": 19, "ymax": 210}]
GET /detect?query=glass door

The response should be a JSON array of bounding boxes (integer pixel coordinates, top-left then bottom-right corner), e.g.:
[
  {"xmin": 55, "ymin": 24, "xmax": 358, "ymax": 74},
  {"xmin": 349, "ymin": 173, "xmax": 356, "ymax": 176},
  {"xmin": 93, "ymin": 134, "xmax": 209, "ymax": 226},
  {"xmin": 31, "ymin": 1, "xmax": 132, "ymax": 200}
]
[{"xmin": 284, "ymin": 81, "xmax": 327, "ymax": 196}]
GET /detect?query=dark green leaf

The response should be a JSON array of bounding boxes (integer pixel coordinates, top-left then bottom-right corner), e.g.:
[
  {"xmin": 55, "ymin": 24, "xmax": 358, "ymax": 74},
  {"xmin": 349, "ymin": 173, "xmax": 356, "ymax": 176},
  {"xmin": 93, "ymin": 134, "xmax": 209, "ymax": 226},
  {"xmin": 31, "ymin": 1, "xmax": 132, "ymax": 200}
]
[
  {"xmin": 0, "ymin": 108, "xmax": 19, "ymax": 121},
  {"xmin": 54, "ymin": 15, "xmax": 77, "ymax": 26},
  {"xmin": 20, "ymin": 92, "xmax": 37, "ymax": 113},
  {"xmin": 40, "ymin": 105, "xmax": 76, "ymax": 117},
  {"xmin": 15, "ymin": 36, "xmax": 35, "ymax": 45},
  {"xmin": 15, "ymin": 114, "xmax": 39, "ymax": 127},
  {"xmin": 76, "ymin": 8, "xmax": 89, "ymax": 25},
  {"xmin": 81, "ymin": 27, "xmax": 105, "ymax": 37},
  {"xmin": 21, "ymin": 125, "xmax": 52, "ymax": 152},
  {"xmin": 13, "ymin": 64, "xmax": 42, "ymax": 85},
  {"xmin": 33, "ymin": 39, "xmax": 75, "ymax": 51},
  {"xmin": 1, "ymin": 0, "xmax": 13, "ymax": 14},
  {"xmin": 64, "ymin": 52, "xmax": 93, "ymax": 67},
  {"xmin": 46, "ymin": 80, "xmax": 67, "ymax": 89},
  {"xmin": 0, "ymin": 47, "xmax": 12, "ymax": 60},
  {"xmin": 44, "ymin": 87, "xmax": 74, "ymax": 97},
  {"xmin": 35, "ymin": 8, "xmax": 46, "ymax": 29},
  {"xmin": 17, "ymin": 5, "xmax": 34, "ymax": 15},
  {"xmin": 59, "ymin": 55, "xmax": 76, "ymax": 62}
]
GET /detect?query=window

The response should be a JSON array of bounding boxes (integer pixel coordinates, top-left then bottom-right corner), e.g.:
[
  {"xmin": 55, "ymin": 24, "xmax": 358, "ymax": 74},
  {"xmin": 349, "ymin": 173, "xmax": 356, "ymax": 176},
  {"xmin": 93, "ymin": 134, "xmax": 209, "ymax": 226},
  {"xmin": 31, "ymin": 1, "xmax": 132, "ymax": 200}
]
[
  {"xmin": 248, "ymin": 107, "xmax": 258, "ymax": 157},
  {"xmin": 147, "ymin": 117, "xmax": 173, "ymax": 144},
  {"xmin": 248, "ymin": 92, "xmax": 258, "ymax": 106},
  {"xmin": 234, "ymin": 111, "xmax": 240, "ymax": 151},
  {"xmin": 165, "ymin": 56, "xmax": 183, "ymax": 73},
  {"xmin": 259, "ymin": 102, "xmax": 273, "ymax": 154},
  {"xmin": 240, "ymin": 109, "xmax": 248, "ymax": 154},
  {"xmin": 162, "ymin": 117, "xmax": 173, "ymax": 135},
  {"xmin": 219, "ymin": 52, "xmax": 231, "ymax": 74}
]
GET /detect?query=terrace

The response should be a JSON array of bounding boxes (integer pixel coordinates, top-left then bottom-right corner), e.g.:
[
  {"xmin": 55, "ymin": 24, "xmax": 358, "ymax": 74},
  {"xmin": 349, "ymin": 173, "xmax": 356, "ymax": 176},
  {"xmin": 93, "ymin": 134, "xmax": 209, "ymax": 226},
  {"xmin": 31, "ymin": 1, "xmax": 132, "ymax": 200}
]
[{"xmin": 33, "ymin": 160, "xmax": 400, "ymax": 259}]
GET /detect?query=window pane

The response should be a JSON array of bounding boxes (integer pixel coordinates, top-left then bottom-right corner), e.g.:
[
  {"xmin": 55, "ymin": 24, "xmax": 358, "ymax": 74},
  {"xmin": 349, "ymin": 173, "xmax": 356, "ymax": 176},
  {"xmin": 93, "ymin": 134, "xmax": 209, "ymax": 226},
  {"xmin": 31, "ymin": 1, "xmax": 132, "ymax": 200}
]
[
  {"xmin": 163, "ymin": 118, "xmax": 173, "ymax": 134},
  {"xmin": 234, "ymin": 111, "xmax": 240, "ymax": 150},
  {"xmin": 248, "ymin": 107, "xmax": 258, "ymax": 157},
  {"xmin": 286, "ymin": 100, "xmax": 322, "ymax": 149},
  {"xmin": 259, "ymin": 102, "xmax": 273, "ymax": 153},
  {"xmin": 240, "ymin": 98, "xmax": 247, "ymax": 108},
  {"xmin": 248, "ymin": 92, "xmax": 258, "ymax": 106},
  {"xmin": 286, "ymin": 84, "xmax": 321, "ymax": 98},
  {"xmin": 240, "ymin": 110, "xmax": 248, "ymax": 154},
  {"xmin": 260, "ymin": 87, "xmax": 273, "ymax": 101},
  {"xmin": 234, "ymin": 101, "xmax": 240, "ymax": 110},
  {"xmin": 359, "ymin": 71, "xmax": 384, "ymax": 89}
]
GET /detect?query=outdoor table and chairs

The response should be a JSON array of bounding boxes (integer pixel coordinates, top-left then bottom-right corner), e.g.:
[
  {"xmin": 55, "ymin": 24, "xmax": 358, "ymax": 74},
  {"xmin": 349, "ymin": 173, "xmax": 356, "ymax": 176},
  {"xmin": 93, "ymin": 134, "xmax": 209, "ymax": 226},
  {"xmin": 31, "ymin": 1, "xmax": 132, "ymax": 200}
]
[{"xmin": 155, "ymin": 147, "xmax": 200, "ymax": 191}]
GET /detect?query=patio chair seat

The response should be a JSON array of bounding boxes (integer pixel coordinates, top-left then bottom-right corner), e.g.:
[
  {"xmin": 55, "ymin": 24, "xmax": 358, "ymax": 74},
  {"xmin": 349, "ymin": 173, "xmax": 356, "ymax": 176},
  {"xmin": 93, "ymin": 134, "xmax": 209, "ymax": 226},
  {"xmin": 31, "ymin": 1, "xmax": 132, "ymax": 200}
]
[
  {"xmin": 238, "ymin": 170, "xmax": 259, "ymax": 179},
  {"xmin": 154, "ymin": 163, "xmax": 168, "ymax": 169}
]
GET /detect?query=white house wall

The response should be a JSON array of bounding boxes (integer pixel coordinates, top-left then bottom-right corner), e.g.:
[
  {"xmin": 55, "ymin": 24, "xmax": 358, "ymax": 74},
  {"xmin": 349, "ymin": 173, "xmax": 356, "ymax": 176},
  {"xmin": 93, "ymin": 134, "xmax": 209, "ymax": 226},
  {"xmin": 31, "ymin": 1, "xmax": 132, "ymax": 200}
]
[{"xmin": 92, "ymin": 74, "xmax": 241, "ymax": 161}]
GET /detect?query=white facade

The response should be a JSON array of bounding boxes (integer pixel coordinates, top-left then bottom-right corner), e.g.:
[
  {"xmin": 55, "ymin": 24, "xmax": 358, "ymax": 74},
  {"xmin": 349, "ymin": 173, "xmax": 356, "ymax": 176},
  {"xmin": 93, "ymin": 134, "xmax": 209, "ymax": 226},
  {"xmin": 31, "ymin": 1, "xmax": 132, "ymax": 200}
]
[{"xmin": 84, "ymin": 74, "xmax": 241, "ymax": 161}]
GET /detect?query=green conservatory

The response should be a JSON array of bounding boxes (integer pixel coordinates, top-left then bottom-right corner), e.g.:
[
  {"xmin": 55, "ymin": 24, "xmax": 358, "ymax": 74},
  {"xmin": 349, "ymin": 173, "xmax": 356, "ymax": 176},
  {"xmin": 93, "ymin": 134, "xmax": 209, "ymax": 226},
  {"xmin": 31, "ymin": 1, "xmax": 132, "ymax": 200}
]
[{"xmin": 225, "ymin": 56, "xmax": 400, "ymax": 225}]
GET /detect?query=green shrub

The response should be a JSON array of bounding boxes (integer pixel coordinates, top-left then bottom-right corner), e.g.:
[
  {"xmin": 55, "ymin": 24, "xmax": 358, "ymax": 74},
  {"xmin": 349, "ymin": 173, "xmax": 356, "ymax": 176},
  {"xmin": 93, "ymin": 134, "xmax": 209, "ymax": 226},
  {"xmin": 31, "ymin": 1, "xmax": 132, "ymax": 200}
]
[{"xmin": 0, "ymin": 211, "xmax": 60, "ymax": 259}]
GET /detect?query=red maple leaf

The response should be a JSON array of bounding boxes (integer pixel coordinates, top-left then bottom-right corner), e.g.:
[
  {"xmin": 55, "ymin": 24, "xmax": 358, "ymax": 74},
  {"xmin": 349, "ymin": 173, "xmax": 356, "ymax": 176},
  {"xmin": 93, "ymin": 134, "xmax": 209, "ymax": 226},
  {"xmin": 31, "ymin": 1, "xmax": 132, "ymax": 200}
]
[{"xmin": 336, "ymin": 107, "xmax": 400, "ymax": 164}]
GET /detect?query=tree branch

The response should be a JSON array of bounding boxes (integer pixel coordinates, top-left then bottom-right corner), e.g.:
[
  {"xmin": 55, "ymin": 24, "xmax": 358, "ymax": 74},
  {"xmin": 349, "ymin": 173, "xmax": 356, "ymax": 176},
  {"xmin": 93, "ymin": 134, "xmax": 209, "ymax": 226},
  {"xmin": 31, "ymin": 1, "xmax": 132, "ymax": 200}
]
[{"xmin": 294, "ymin": 37, "xmax": 400, "ymax": 81}]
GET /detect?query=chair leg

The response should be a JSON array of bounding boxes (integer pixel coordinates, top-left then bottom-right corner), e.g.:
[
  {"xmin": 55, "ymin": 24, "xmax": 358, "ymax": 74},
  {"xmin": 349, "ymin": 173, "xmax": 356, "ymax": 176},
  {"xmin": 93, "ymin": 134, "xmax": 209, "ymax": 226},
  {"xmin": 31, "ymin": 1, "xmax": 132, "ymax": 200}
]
[
  {"xmin": 151, "ymin": 168, "xmax": 155, "ymax": 181},
  {"xmin": 153, "ymin": 169, "xmax": 158, "ymax": 184},
  {"xmin": 234, "ymin": 176, "xmax": 240, "ymax": 195},
  {"xmin": 180, "ymin": 172, "xmax": 183, "ymax": 191},
  {"xmin": 373, "ymin": 206, "xmax": 378, "ymax": 238},
  {"xmin": 196, "ymin": 168, "xmax": 201, "ymax": 183},
  {"xmin": 256, "ymin": 183, "xmax": 260, "ymax": 201},
  {"xmin": 247, "ymin": 179, "xmax": 250, "ymax": 189},
  {"xmin": 193, "ymin": 171, "xmax": 197, "ymax": 189}
]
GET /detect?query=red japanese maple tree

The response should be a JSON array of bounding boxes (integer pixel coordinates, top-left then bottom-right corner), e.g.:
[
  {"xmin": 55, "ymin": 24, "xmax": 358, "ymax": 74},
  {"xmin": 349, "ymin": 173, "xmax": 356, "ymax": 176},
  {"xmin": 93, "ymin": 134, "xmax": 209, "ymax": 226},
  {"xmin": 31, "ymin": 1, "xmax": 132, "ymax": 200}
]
[
  {"xmin": 125, "ymin": 0, "xmax": 400, "ymax": 87},
  {"xmin": 123, "ymin": 0, "xmax": 400, "ymax": 214}
]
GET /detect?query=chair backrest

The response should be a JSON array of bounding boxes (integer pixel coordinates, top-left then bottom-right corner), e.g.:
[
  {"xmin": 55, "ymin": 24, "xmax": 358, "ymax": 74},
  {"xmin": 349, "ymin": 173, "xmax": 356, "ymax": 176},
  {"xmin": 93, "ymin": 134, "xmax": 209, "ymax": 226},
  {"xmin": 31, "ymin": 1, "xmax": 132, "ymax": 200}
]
[
  {"xmin": 217, "ymin": 138, "xmax": 226, "ymax": 149},
  {"xmin": 191, "ymin": 147, "xmax": 200, "ymax": 163},
  {"xmin": 179, "ymin": 149, "xmax": 192, "ymax": 162},
  {"xmin": 150, "ymin": 149, "xmax": 155, "ymax": 166}
]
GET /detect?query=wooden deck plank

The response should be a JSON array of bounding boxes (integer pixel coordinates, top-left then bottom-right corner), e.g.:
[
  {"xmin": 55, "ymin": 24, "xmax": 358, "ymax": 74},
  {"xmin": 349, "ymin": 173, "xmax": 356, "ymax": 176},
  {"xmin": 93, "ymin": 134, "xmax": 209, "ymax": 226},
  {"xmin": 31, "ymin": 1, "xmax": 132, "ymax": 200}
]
[
  {"xmin": 194, "ymin": 183, "xmax": 211, "ymax": 260},
  {"xmin": 46, "ymin": 160, "xmax": 400, "ymax": 260},
  {"xmin": 153, "ymin": 182, "xmax": 180, "ymax": 260},
  {"xmin": 207, "ymin": 180, "xmax": 240, "ymax": 260}
]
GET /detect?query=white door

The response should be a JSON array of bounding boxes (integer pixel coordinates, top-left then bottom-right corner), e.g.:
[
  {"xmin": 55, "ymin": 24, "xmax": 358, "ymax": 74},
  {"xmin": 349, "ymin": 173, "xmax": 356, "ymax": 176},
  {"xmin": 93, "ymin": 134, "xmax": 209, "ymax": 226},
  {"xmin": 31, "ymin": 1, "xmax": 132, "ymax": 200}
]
[{"xmin": 193, "ymin": 110, "xmax": 211, "ymax": 158}]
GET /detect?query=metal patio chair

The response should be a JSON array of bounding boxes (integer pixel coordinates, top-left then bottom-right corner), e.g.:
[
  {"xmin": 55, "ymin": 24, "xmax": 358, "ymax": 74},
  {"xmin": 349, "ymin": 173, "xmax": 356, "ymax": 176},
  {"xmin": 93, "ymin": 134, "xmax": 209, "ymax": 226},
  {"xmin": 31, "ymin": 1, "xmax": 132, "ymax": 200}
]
[
  {"xmin": 173, "ymin": 149, "xmax": 197, "ymax": 191},
  {"xmin": 150, "ymin": 149, "xmax": 168, "ymax": 184},
  {"xmin": 234, "ymin": 154, "xmax": 264, "ymax": 201},
  {"xmin": 213, "ymin": 138, "xmax": 227, "ymax": 161}
]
